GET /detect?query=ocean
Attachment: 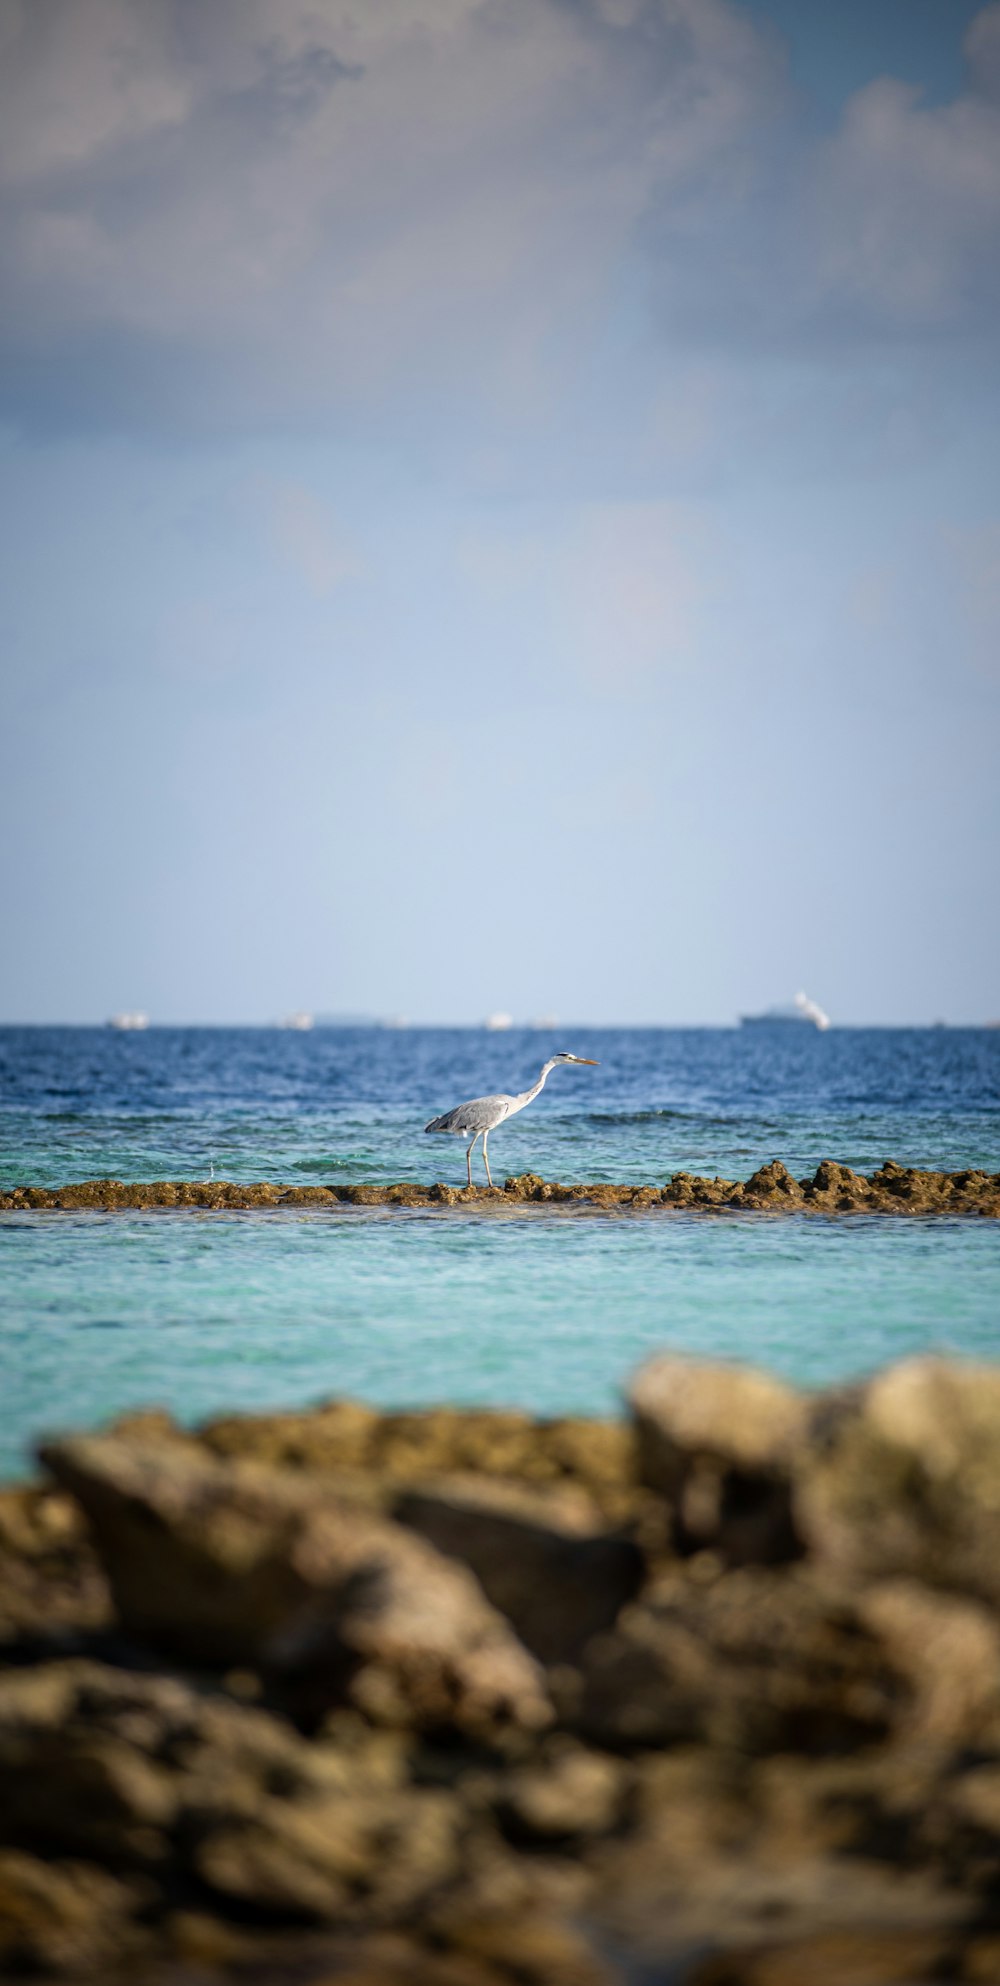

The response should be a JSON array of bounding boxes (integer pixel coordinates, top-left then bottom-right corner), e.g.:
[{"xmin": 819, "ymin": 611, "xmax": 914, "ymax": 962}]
[{"xmin": 1, "ymin": 1024, "xmax": 999, "ymax": 1480}]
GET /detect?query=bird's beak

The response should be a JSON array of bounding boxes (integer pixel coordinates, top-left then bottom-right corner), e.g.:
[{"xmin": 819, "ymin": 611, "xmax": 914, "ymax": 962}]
[{"xmin": 574, "ymin": 1057, "xmax": 599, "ymax": 1065}]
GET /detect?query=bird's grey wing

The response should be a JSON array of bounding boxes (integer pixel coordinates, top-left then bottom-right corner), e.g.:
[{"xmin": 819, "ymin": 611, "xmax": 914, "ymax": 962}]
[{"xmin": 425, "ymin": 1092, "xmax": 511, "ymax": 1134}]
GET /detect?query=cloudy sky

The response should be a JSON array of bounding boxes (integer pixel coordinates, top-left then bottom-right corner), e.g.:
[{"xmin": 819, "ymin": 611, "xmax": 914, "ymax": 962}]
[{"xmin": 1, "ymin": 0, "xmax": 998, "ymax": 1025}]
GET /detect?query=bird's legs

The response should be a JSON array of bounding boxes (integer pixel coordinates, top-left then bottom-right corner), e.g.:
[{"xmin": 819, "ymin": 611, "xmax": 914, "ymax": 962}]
[
  {"xmin": 466, "ymin": 1135, "xmax": 477, "ymax": 1188},
  {"xmin": 482, "ymin": 1129, "xmax": 494, "ymax": 1188}
]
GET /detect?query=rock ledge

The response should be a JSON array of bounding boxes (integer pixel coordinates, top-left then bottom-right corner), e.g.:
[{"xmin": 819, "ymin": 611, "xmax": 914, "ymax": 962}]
[{"xmin": 3, "ymin": 1158, "xmax": 998, "ymax": 1215}]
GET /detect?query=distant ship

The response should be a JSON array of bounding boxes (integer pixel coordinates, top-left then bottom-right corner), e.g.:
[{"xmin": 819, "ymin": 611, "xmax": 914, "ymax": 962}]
[
  {"xmin": 484, "ymin": 1012, "xmax": 514, "ymax": 1031},
  {"xmin": 107, "ymin": 1012, "xmax": 149, "ymax": 1031},
  {"xmin": 740, "ymin": 991, "xmax": 831, "ymax": 1031},
  {"xmin": 278, "ymin": 1012, "xmax": 314, "ymax": 1031},
  {"xmin": 313, "ymin": 1013, "xmax": 406, "ymax": 1028}
]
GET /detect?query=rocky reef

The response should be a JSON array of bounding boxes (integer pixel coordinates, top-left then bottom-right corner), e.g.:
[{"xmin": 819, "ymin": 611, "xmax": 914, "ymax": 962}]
[
  {"xmin": 3, "ymin": 1158, "xmax": 999, "ymax": 1214},
  {"xmin": 5, "ymin": 1357, "xmax": 1000, "ymax": 1981}
]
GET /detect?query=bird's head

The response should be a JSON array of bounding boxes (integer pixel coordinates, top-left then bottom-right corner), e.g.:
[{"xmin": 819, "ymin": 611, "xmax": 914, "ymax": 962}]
[{"xmin": 553, "ymin": 1052, "xmax": 599, "ymax": 1065}]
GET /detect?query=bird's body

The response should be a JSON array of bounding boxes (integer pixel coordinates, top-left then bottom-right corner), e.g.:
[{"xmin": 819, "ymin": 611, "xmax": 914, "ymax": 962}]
[{"xmin": 425, "ymin": 1053, "xmax": 598, "ymax": 1187}]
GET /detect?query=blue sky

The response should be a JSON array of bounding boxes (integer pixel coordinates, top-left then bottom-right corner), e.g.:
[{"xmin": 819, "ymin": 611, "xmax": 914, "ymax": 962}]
[{"xmin": 1, "ymin": 0, "xmax": 998, "ymax": 1025}]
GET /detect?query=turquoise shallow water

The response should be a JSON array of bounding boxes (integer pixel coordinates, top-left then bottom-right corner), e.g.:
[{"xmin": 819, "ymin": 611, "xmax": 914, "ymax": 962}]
[{"xmin": 2, "ymin": 1027, "xmax": 999, "ymax": 1478}]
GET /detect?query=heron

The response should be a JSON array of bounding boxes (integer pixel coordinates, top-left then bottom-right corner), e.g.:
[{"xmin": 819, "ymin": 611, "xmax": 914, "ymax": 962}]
[{"xmin": 425, "ymin": 1052, "xmax": 599, "ymax": 1188}]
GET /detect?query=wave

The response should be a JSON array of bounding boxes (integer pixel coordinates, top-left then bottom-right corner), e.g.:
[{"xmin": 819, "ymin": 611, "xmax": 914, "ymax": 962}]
[{"xmin": 577, "ymin": 1109, "xmax": 744, "ymax": 1128}]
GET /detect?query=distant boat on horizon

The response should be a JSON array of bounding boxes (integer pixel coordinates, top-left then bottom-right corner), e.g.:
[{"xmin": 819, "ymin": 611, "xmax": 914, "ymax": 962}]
[
  {"xmin": 107, "ymin": 1011, "xmax": 149, "ymax": 1031},
  {"xmin": 278, "ymin": 1012, "xmax": 314, "ymax": 1031},
  {"xmin": 313, "ymin": 1013, "xmax": 400, "ymax": 1028},
  {"xmin": 740, "ymin": 991, "xmax": 831, "ymax": 1031}
]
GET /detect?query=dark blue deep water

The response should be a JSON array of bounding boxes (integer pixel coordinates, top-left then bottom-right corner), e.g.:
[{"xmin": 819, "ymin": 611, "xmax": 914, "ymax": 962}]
[{"xmin": 1, "ymin": 1026, "xmax": 998, "ymax": 1479}]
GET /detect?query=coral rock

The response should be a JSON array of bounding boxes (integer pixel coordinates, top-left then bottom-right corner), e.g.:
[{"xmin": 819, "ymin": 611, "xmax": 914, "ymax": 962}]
[
  {"xmin": 796, "ymin": 1357, "xmax": 1000, "ymax": 1605},
  {"xmin": 629, "ymin": 1355, "xmax": 810, "ymax": 1564},
  {"xmin": 39, "ymin": 1435, "xmax": 551, "ymax": 1739},
  {"xmin": 394, "ymin": 1474, "xmax": 643, "ymax": 1663}
]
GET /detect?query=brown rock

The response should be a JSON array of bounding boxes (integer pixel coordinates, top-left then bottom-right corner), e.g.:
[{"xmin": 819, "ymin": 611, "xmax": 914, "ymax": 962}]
[
  {"xmin": 796, "ymin": 1357, "xmax": 1000, "ymax": 1605},
  {"xmin": 631, "ymin": 1356, "xmax": 809, "ymax": 1484},
  {"xmin": 533, "ymin": 1417, "xmax": 636, "ymax": 1504},
  {"xmin": 0, "ymin": 1659, "xmax": 347, "ymax": 1863},
  {"xmin": 859, "ymin": 1579, "xmax": 1000, "ymax": 1746},
  {"xmin": 683, "ymin": 1927, "xmax": 957, "ymax": 1985},
  {"xmin": 593, "ymin": 1747, "xmax": 970, "ymax": 1978},
  {"xmin": 966, "ymin": 1938, "xmax": 1000, "ymax": 1982},
  {"xmin": 0, "ymin": 1482, "xmax": 111, "ymax": 1649},
  {"xmin": 0, "ymin": 1659, "xmax": 467, "ymax": 1936},
  {"xmin": 10, "ymin": 1350, "xmax": 1000, "ymax": 1982},
  {"xmin": 578, "ymin": 1565, "xmax": 904, "ymax": 1754},
  {"xmin": 941, "ymin": 1762, "xmax": 1000, "ymax": 1837},
  {"xmin": 867, "ymin": 1161, "xmax": 950, "ymax": 1212},
  {"xmin": 803, "ymin": 1161, "xmax": 872, "ymax": 1210},
  {"xmin": 201, "ymin": 1398, "xmax": 381, "ymax": 1473},
  {"xmin": 39, "ymin": 1435, "xmax": 551, "ymax": 1738},
  {"xmin": 371, "ymin": 1407, "xmax": 542, "ymax": 1481},
  {"xmin": 197, "ymin": 1399, "xmax": 635, "ymax": 1520},
  {"xmin": 662, "ymin": 1173, "xmax": 738, "ymax": 1208},
  {"xmin": 394, "ymin": 1475, "xmax": 643, "ymax": 1662},
  {"xmin": 192, "ymin": 1782, "xmax": 459, "ymax": 1923},
  {"xmin": 162, "ymin": 1906, "xmax": 265, "ymax": 1970},
  {"xmin": 0, "ymin": 1849, "xmax": 149, "ymax": 1975},
  {"xmin": 4, "ymin": 1166, "xmax": 998, "ymax": 1215},
  {"xmin": 738, "ymin": 1162, "xmax": 805, "ymax": 1208},
  {"xmin": 241, "ymin": 1928, "xmax": 515, "ymax": 1984},
  {"xmin": 437, "ymin": 1908, "xmax": 615, "ymax": 1986},
  {"xmin": 629, "ymin": 1355, "xmax": 809, "ymax": 1563},
  {"xmin": 105, "ymin": 1405, "xmax": 196, "ymax": 1445},
  {"xmin": 494, "ymin": 1739, "xmax": 624, "ymax": 1841}
]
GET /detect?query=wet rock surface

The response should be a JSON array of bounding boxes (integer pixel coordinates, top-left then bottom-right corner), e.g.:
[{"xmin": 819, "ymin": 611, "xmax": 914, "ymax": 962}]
[
  {"xmin": 2, "ymin": 1159, "xmax": 999, "ymax": 1214},
  {"xmin": 5, "ymin": 1354, "xmax": 1000, "ymax": 1980}
]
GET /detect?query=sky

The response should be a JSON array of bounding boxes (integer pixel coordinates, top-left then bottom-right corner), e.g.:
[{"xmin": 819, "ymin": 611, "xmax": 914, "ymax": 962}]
[{"xmin": 0, "ymin": 0, "xmax": 998, "ymax": 1026}]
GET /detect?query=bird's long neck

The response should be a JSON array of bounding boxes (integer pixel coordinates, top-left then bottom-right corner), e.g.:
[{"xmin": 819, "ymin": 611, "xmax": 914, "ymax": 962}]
[{"xmin": 512, "ymin": 1058, "xmax": 560, "ymax": 1112}]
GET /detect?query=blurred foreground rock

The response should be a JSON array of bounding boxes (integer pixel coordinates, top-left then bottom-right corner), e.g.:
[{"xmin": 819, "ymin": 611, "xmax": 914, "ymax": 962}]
[{"xmin": 5, "ymin": 1355, "xmax": 1000, "ymax": 1981}]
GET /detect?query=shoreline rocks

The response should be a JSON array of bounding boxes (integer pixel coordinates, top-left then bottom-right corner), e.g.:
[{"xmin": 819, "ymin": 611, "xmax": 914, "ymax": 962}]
[
  {"xmin": 5, "ymin": 1354, "xmax": 1000, "ymax": 1981},
  {"xmin": 2, "ymin": 1157, "xmax": 998, "ymax": 1215}
]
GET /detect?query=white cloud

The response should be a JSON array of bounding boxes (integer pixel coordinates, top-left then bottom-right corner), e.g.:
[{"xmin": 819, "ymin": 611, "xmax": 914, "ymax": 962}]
[
  {"xmin": 0, "ymin": 0, "xmax": 193, "ymax": 183},
  {"xmin": 805, "ymin": 38, "xmax": 1000, "ymax": 330},
  {"xmin": 0, "ymin": 0, "xmax": 786, "ymax": 430},
  {"xmin": 0, "ymin": 0, "xmax": 998, "ymax": 466}
]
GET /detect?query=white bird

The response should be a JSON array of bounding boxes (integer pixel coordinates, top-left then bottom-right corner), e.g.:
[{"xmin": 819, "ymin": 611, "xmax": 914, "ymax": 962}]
[{"xmin": 425, "ymin": 1053, "xmax": 599, "ymax": 1188}]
